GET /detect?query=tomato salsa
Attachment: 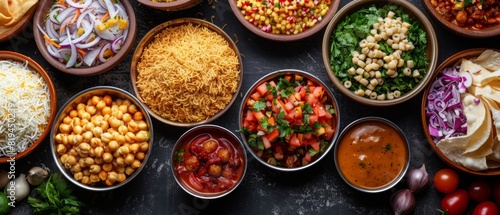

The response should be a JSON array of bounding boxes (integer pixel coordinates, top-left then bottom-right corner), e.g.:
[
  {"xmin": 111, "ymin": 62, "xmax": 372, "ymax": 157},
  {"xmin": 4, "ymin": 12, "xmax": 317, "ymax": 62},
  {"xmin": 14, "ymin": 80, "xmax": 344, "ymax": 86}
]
[
  {"xmin": 239, "ymin": 73, "xmax": 337, "ymax": 168},
  {"xmin": 431, "ymin": 0, "xmax": 500, "ymax": 29},
  {"xmin": 336, "ymin": 120, "xmax": 408, "ymax": 189},
  {"xmin": 174, "ymin": 132, "xmax": 245, "ymax": 194}
]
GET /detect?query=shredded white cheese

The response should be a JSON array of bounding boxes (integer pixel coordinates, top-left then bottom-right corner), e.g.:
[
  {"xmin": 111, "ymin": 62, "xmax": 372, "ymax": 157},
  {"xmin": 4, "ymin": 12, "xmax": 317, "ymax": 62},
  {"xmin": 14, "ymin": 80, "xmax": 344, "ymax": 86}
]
[{"xmin": 0, "ymin": 60, "xmax": 51, "ymax": 157}]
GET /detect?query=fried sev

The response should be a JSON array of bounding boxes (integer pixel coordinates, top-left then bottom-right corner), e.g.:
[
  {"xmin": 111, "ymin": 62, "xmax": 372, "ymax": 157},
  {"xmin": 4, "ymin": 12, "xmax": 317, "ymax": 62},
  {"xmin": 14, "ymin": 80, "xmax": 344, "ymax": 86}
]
[{"xmin": 136, "ymin": 23, "xmax": 240, "ymax": 123}]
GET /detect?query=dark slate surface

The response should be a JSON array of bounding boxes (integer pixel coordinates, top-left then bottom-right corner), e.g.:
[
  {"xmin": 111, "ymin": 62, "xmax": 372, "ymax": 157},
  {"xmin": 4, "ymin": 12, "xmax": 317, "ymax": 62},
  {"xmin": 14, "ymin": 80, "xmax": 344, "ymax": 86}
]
[{"xmin": 1, "ymin": 0, "xmax": 500, "ymax": 214}]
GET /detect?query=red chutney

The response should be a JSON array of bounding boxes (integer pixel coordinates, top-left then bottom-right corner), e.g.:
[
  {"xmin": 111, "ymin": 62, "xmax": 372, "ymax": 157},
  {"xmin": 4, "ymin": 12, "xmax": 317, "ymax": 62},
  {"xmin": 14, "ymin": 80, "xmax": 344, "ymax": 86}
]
[
  {"xmin": 431, "ymin": 0, "xmax": 500, "ymax": 29},
  {"xmin": 337, "ymin": 121, "xmax": 408, "ymax": 189},
  {"xmin": 175, "ymin": 133, "xmax": 245, "ymax": 194}
]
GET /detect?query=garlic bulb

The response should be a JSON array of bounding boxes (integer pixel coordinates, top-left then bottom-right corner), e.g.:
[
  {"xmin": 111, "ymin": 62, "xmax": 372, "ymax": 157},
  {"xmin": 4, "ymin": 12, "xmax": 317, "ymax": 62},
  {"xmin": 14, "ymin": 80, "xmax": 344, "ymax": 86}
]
[
  {"xmin": 4, "ymin": 173, "xmax": 30, "ymax": 201},
  {"xmin": 26, "ymin": 166, "xmax": 49, "ymax": 186}
]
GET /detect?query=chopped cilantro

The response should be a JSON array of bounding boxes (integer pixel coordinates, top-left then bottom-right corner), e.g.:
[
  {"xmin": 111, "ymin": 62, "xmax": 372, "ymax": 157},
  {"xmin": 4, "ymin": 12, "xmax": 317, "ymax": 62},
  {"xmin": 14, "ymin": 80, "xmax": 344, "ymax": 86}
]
[{"xmin": 252, "ymin": 101, "xmax": 266, "ymax": 111}]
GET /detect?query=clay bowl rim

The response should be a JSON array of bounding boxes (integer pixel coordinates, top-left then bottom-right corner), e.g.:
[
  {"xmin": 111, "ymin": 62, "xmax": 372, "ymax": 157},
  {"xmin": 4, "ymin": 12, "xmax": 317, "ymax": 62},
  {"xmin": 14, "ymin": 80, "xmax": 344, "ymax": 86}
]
[
  {"xmin": 322, "ymin": 0, "xmax": 439, "ymax": 107},
  {"xmin": 130, "ymin": 18, "xmax": 244, "ymax": 128},
  {"xmin": 0, "ymin": 50, "xmax": 57, "ymax": 164},
  {"xmin": 137, "ymin": 0, "xmax": 203, "ymax": 11},
  {"xmin": 420, "ymin": 48, "xmax": 500, "ymax": 176},
  {"xmin": 32, "ymin": 0, "xmax": 137, "ymax": 76}
]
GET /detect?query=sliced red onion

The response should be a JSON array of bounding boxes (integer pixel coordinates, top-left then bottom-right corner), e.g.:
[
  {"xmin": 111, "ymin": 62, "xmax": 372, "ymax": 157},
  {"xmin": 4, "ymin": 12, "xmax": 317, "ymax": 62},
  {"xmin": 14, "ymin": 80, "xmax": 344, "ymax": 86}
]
[
  {"xmin": 76, "ymin": 35, "xmax": 101, "ymax": 49},
  {"xmin": 103, "ymin": 0, "xmax": 118, "ymax": 18},
  {"xmin": 65, "ymin": 29, "xmax": 77, "ymax": 68},
  {"xmin": 57, "ymin": 7, "xmax": 77, "ymax": 24},
  {"xmin": 49, "ymin": 8, "xmax": 63, "ymax": 24},
  {"xmin": 110, "ymin": 35, "xmax": 123, "ymax": 53},
  {"xmin": 65, "ymin": 0, "xmax": 92, "ymax": 9},
  {"xmin": 98, "ymin": 42, "xmax": 111, "ymax": 63},
  {"xmin": 71, "ymin": 20, "xmax": 93, "ymax": 44}
]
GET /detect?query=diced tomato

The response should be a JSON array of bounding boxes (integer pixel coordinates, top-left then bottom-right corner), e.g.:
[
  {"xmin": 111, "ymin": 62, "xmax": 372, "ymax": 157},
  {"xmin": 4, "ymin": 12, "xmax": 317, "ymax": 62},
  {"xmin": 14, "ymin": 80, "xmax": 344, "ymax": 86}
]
[
  {"xmin": 283, "ymin": 75, "xmax": 292, "ymax": 82},
  {"xmin": 261, "ymin": 136, "xmax": 272, "ymax": 149},
  {"xmin": 289, "ymin": 133, "xmax": 301, "ymax": 147},
  {"xmin": 303, "ymin": 132, "xmax": 313, "ymax": 140},
  {"xmin": 324, "ymin": 108, "xmax": 333, "ymax": 119},
  {"xmin": 245, "ymin": 110, "xmax": 256, "ymax": 121},
  {"xmin": 324, "ymin": 125, "xmax": 335, "ymax": 140},
  {"xmin": 257, "ymin": 83, "xmax": 268, "ymax": 95},
  {"xmin": 304, "ymin": 151, "xmax": 312, "ymax": 162},
  {"xmin": 284, "ymin": 101, "xmax": 295, "ymax": 111},
  {"xmin": 272, "ymin": 101, "xmax": 280, "ymax": 113},
  {"xmin": 267, "ymin": 129, "xmax": 279, "ymax": 142},
  {"xmin": 277, "ymin": 100, "xmax": 287, "ymax": 113},
  {"xmin": 310, "ymin": 140, "xmax": 320, "ymax": 151},
  {"xmin": 250, "ymin": 91, "xmax": 261, "ymax": 100},
  {"xmin": 306, "ymin": 93, "xmax": 318, "ymax": 105},
  {"xmin": 253, "ymin": 111, "xmax": 265, "ymax": 122},
  {"xmin": 269, "ymin": 80, "xmax": 276, "ymax": 87},
  {"xmin": 298, "ymin": 86, "xmax": 306, "ymax": 98},
  {"xmin": 308, "ymin": 114, "xmax": 318, "ymax": 125},
  {"xmin": 297, "ymin": 133, "xmax": 304, "ymax": 144},
  {"xmin": 266, "ymin": 93, "xmax": 274, "ymax": 101},
  {"xmin": 287, "ymin": 109, "xmax": 297, "ymax": 120},
  {"xmin": 246, "ymin": 98, "xmax": 255, "ymax": 107},
  {"xmin": 315, "ymin": 106, "xmax": 327, "ymax": 117},
  {"xmin": 274, "ymin": 146, "xmax": 284, "ymax": 160},
  {"xmin": 313, "ymin": 86, "xmax": 324, "ymax": 98},
  {"xmin": 287, "ymin": 94, "xmax": 297, "ymax": 103}
]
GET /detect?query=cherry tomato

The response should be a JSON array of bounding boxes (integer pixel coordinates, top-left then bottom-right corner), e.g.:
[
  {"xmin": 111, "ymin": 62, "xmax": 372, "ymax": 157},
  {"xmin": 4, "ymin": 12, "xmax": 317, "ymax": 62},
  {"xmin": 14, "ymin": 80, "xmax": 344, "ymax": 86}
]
[
  {"xmin": 441, "ymin": 189, "xmax": 469, "ymax": 215},
  {"xmin": 493, "ymin": 181, "xmax": 500, "ymax": 207},
  {"xmin": 468, "ymin": 180, "xmax": 492, "ymax": 202},
  {"xmin": 472, "ymin": 201, "xmax": 499, "ymax": 215},
  {"xmin": 434, "ymin": 168, "xmax": 459, "ymax": 193}
]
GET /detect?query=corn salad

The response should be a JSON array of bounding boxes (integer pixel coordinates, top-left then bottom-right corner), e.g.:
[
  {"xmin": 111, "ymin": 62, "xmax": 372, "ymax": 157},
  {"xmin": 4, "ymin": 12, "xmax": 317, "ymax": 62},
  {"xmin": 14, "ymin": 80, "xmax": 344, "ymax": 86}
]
[{"xmin": 236, "ymin": 0, "xmax": 331, "ymax": 35}]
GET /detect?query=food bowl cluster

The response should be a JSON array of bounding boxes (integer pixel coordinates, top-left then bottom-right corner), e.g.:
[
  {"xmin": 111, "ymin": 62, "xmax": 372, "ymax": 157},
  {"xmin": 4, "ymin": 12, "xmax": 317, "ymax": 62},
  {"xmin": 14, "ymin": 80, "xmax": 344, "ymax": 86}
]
[
  {"xmin": 228, "ymin": 0, "xmax": 340, "ymax": 41},
  {"xmin": 238, "ymin": 69, "xmax": 340, "ymax": 172},
  {"xmin": 0, "ymin": 51, "xmax": 57, "ymax": 164},
  {"xmin": 322, "ymin": 0, "xmax": 438, "ymax": 106},
  {"xmin": 130, "ymin": 18, "xmax": 243, "ymax": 127},
  {"xmin": 32, "ymin": 0, "xmax": 137, "ymax": 76},
  {"xmin": 171, "ymin": 124, "xmax": 247, "ymax": 199},
  {"xmin": 422, "ymin": 0, "xmax": 500, "ymax": 38},
  {"xmin": 421, "ymin": 48, "xmax": 500, "ymax": 176},
  {"xmin": 50, "ymin": 86, "xmax": 154, "ymax": 191}
]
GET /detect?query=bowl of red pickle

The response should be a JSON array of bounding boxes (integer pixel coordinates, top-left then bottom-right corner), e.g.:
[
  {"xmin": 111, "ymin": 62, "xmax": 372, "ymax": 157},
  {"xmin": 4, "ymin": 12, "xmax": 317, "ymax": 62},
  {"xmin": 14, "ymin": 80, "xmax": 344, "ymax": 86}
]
[
  {"xmin": 171, "ymin": 124, "xmax": 247, "ymax": 199},
  {"xmin": 422, "ymin": 0, "xmax": 500, "ymax": 38},
  {"xmin": 238, "ymin": 69, "xmax": 340, "ymax": 171},
  {"xmin": 228, "ymin": 0, "xmax": 340, "ymax": 41}
]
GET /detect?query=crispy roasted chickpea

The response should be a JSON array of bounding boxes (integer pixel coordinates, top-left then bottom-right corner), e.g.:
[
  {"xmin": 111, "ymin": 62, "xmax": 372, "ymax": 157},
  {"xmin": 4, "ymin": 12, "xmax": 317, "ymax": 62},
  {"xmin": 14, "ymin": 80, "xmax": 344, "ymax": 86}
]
[
  {"xmin": 185, "ymin": 155, "xmax": 200, "ymax": 172},
  {"xmin": 203, "ymin": 140, "xmax": 218, "ymax": 154},
  {"xmin": 208, "ymin": 164, "xmax": 222, "ymax": 177}
]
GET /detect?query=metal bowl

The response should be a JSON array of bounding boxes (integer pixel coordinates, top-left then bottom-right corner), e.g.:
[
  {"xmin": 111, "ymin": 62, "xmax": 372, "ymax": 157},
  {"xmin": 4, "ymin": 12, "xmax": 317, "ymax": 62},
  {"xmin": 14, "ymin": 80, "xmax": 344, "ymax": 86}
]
[
  {"xmin": 0, "ymin": 51, "xmax": 57, "ymax": 164},
  {"xmin": 238, "ymin": 69, "xmax": 340, "ymax": 171},
  {"xmin": 334, "ymin": 117, "xmax": 410, "ymax": 193},
  {"xmin": 50, "ymin": 86, "xmax": 154, "ymax": 191},
  {"xmin": 171, "ymin": 124, "xmax": 247, "ymax": 199},
  {"xmin": 322, "ymin": 0, "xmax": 438, "ymax": 106}
]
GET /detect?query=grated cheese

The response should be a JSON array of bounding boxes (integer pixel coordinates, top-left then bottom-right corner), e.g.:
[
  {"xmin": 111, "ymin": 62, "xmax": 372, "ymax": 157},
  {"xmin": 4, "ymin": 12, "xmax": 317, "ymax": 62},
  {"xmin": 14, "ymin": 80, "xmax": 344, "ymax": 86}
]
[{"xmin": 0, "ymin": 60, "xmax": 51, "ymax": 157}]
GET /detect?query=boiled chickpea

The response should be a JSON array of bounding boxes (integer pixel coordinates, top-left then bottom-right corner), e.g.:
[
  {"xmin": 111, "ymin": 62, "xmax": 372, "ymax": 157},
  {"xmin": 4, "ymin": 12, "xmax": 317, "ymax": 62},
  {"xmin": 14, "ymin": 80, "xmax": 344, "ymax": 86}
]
[
  {"xmin": 208, "ymin": 164, "xmax": 222, "ymax": 177},
  {"xmin": 185, "ymin": 155, "xmax": 200, "ymax": 172},
  {"xmin": 202, "ymin": 140, "xmax": 218, "ymax": 154}
]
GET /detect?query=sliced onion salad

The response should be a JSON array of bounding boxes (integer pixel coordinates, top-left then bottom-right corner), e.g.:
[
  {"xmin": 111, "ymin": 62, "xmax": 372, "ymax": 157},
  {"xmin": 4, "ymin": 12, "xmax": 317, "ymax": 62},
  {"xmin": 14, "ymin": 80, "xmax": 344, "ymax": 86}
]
[
  {"xmin": 425, "ymin": 66, "xmax": 472, "ymax": 143},
  {"xmin": 38, "ymin": 0, "xmax": 129, "ymax": 68}
]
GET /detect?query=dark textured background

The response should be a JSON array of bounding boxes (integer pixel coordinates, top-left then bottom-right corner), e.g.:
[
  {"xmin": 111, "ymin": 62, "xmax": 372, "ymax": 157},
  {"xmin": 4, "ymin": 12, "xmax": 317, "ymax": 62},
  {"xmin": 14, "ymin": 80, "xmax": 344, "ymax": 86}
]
[{"xmin": 1, "ymin": 0, "xmax": 500, "ymax": 214}]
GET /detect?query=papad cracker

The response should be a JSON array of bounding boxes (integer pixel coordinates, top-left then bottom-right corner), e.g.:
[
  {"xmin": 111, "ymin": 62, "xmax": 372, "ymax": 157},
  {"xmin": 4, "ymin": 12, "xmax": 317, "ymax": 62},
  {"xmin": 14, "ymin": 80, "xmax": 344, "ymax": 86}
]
[
  {"xmin": 4, "ymin": 0, "xmax": 37, "ymax": 27},
  {"xmin": 473, "ymin": 49, "xmax": 500, "ymax": 71}
]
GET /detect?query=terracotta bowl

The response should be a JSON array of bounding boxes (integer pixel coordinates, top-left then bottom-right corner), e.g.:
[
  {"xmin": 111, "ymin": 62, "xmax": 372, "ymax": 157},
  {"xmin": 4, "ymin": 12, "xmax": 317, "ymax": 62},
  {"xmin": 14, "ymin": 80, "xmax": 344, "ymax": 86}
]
[
  {"xmin": 0, "ymin": 51, "xmax": 57, "ymax": 164},
  {"xmin": 32, "ymin": 0, "xmax": 137, "ymax": 76},
  {"xmin": 130, "ymin": 18, "xmax": 243, "ymax": 127},
  {"xmin": 334, "ymin": 117, "xmax": 410, "ymax": 193},
  {"xmin": 0, "ymin": 2, "xmax": 38, "ymax": 43},
  {"xmin": 228, "ymin": 0, "xmax": 340, "ymax": 41},
  {"xmin": 238, "ymin": 69, "xmax": 341, "ymax": 172},
  {"xmin": 322, "ymin": 0, "xmax": 438, "ymax": 106},
  {"xmin": 138, "ymin": 0, "xmax": 203, "ymax": 11},
  {"xmin": 421, "ymin": 48, "xmax": 500, "ymax": 176},
  {"xmin": 50, "ymin": 86, "xmax": 154, "ymax": 191},
  {"xmin": 422, "ymin": 0, "xmax": 500, "ymax": 38},
  {"xmin": 171, "ymin": 124, "xmax": 247, "ymax": 199}
]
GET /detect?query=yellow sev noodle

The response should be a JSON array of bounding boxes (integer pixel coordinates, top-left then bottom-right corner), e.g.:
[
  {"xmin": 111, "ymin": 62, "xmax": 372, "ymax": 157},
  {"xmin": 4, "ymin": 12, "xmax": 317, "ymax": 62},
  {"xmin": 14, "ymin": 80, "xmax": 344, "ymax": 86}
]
[{"xmin": 136, "ymin": 23, "xmax": 240, "ymax": 123}]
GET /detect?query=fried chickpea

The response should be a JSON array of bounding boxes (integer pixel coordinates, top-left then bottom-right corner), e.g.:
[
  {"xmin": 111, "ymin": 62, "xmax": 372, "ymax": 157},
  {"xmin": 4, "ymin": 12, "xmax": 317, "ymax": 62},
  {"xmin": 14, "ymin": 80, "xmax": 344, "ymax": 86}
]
[
  {"xmin": 98, "ymin": 171, "xmax": 108, "ymax": 181},
  {"xmin": 136, "ymin": 131, "xmax": 150, "ymax": 142},
  {"xmin": 125, "ymin": 166, "xmax": 135, "ymax": 175},
  {"xmin": 117, "ymin": 173, "xmax": 127, "ymax": 183},
  {"xmin": 139, "ymin": 142, "xmax": 149, "ymax": 152},
  {"xmin": 137, "ymin": 121, "xmax": 148, "ymax": 131},
  {"xmin": 124, "ymin": 154, "xmax": 135, "ymax": 165},
  {"xmin": 81, "ymin": 176, "xmax": 91, "ymax": 185},
  {"xmin": 107, "ymin": 172, "xmax": 118, "ymax": 183},
  {"xmin": 136, "ymin": 152, "xmax": 145, "ymax": 160},
  {"xmin": 131, "ymin": 160, "xmax": 141, "ymax": 169},
  {"xmin": 217, "ymin": 149, "xmax": 230, "ymax": 163},
  {"xmin": 133, "ymin": 111, "xmax": 143, "ymax": 121},
  {"xmin": 108, "ymin": 140, "xmax": 119, "ymax": 152},
  {"xmin": 71, "ymin": 163, "xmax": 82, "ymax": 173},
  {"xmin": 185, "ymin": 155, "xmax": 200, "ymax": 172},
  {"xmin": 56, "ymin": 144, "xmax": 67, "ymax": 155},
  {"xmin": 102, "ymin": 163, "xmax": 113, "ymax": 172},
  {"xmin": 102, "ymin": 152, "xmax": 113, "ymax": 163},
  {"xmin": 208, "ymin": 164, "xmax": 222, "ymax": 177},
  {"xmin": 90, "ymin": 164, "xmax": 101, "ymax": 174},
  {"xmin": 90, "ymin": 174, "xmax": 100, "ymax": 183},
  {"xmin": 203, "ymin": 140, "xmax": 218, "ymax": 154}
]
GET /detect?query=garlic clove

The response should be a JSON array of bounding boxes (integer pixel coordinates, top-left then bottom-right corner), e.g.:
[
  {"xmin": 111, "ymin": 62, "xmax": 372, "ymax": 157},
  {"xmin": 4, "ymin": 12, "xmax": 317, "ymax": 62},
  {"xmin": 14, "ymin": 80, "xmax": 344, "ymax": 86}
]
[
  {"xmin": 26, "ymin": 166, "xmax": 49, "ymax": 186},
  {"xmin": 4, "ymin": 173, "xmax": 30, "ymax": 201}
]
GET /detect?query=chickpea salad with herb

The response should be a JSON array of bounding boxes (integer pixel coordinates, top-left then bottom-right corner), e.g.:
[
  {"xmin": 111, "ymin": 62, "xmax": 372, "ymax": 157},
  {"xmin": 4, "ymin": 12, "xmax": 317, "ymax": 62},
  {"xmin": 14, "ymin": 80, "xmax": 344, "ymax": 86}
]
[{"xmin": 328, "ymin": 5, "xmax": 429, "ymax": 100}]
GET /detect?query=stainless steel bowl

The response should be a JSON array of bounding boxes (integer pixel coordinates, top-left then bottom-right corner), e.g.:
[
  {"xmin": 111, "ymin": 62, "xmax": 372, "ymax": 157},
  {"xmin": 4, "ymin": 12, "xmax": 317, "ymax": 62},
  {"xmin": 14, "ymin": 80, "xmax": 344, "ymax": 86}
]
[{"xmin": 50, "ymin": 86, "xmax": 154, "ymax": 191}]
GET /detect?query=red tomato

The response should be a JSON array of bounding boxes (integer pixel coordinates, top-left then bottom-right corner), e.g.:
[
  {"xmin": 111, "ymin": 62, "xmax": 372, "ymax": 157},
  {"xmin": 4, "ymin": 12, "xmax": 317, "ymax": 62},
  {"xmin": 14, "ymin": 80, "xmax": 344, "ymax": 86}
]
[
  {"xmin": 472, "ymin": 201, "xmax": 499, "ymax": 215},
  {"xmin": 434, "ymin": 168, "xmax": 459, "ymax": 193},
  {"xmin": 468, "ymin": 180, "xmax": 492, "ymax": 203},
  {"xmin": 493, "ymin": 181, "xmax": 500, "ymax": 207},
  {"xmin": 441, "ymin": 189, "xmax": 469, "ymax": 215}
]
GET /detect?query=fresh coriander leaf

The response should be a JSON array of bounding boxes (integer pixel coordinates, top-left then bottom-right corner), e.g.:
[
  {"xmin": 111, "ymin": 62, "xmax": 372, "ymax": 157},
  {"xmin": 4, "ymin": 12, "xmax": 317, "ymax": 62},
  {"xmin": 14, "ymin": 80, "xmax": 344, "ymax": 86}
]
[{"xmin": 252, "ymin": 101, "xmax": 266, "ymax": 111}]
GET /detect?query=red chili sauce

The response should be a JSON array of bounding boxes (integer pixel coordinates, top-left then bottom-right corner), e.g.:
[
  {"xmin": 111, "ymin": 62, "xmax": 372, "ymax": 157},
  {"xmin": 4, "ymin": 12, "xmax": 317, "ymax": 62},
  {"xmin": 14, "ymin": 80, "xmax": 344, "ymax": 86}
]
[
  {"xmin": 175, "ymin": 133, "xmax": 245, "ymax": 194},
  {"xmin": 431, "ymin": 0, "xmax": 500, "ymax": 29}
]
